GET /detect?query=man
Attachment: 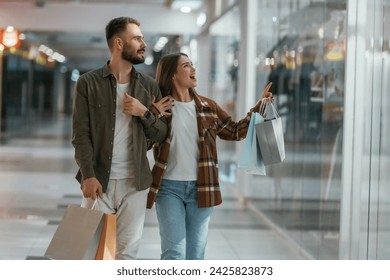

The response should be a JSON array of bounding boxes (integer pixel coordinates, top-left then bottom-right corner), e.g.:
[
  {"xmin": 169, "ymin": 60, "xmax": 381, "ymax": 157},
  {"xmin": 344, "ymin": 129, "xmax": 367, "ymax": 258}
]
[{"xmin": 72, "ymin": 17, "xmax": 167, "ymax": 260}]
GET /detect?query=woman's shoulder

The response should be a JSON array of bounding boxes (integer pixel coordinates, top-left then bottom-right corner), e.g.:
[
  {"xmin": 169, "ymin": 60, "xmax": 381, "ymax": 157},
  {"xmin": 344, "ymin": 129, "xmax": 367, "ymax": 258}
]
[{"xmin": 195, "ymin": 93, "xmax": 218, "ymax": 107}]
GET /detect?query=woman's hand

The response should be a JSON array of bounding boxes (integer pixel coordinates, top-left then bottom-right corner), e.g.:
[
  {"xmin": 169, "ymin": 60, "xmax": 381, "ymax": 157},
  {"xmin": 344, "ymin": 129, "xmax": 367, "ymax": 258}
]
[
  {"xmin": 255, "ymin": 82, "xmax": 274, "ymax": 115},
  {"xmin": 152, "ymin": 96, "xmax": 175, "ymax": 118},
  {"xmin": 261, "ymin": 82, "xmax": 274, "ymax": 101}
]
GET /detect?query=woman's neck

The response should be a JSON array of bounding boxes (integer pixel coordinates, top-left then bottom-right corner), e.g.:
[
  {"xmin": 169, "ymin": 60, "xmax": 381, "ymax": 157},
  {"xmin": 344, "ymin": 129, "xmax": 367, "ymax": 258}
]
[{"xmin": 172, "ymin": 89, "xmax": 192, "ymax": 102}]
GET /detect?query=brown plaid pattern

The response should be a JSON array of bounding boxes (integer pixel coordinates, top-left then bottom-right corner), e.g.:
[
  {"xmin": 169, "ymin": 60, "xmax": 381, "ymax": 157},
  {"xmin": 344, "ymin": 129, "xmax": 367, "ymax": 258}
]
[{"xmin": 146, "ymin": 93, "xmax": 260, "ymax": 209}]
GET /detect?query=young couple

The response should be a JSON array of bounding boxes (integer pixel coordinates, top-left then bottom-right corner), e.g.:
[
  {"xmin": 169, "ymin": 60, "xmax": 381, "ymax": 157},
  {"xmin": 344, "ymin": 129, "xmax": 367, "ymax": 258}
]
[{"xmin": 72, "ymin": 16, "xmax": 273, "ymax": 260}]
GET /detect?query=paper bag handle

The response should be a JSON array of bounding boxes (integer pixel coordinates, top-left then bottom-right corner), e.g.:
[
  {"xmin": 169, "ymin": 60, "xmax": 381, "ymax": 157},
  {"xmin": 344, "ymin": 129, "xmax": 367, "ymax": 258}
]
[
  {"xmin": 267, "ymin": 102, "xmax": 280, "ymax": 119},
  {"xmin": 259, "ymin": 97, "xmax": 270, "ymax": 117},
  {"xmin": 91, "ymin": 199, "xmax": 98, "ymax": 210},
  {"xmin": 260, "ymin": 98, "xmax": 279, "ymax": 120},
  {"xmin": 81, "ymin": 197, "xmax": 99, "ymax": 210}
]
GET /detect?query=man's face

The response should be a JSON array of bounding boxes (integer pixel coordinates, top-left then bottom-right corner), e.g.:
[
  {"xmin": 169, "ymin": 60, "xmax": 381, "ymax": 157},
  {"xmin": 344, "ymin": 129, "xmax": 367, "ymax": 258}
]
[{"xmin": 121, "ymin": 23, "xmax": 147, "ymax": 65}]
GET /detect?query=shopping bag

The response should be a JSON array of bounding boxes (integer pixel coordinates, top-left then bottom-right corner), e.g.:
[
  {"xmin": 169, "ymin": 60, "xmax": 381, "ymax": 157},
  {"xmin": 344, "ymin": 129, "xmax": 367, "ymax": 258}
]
[
  {"xmin": 95, "ymin": 214, "xmax": 116, "ymax": 260},
  {"xmin": 255, "ymin": 103, "xmax": 285, "ymax": 165},
  {"xmin": 238, "ymin": 111, "xmax": 266, "ymax": 175},
  {"xmin": 44, "ymin": 204, "xmax": 116, "ymax": 260}
]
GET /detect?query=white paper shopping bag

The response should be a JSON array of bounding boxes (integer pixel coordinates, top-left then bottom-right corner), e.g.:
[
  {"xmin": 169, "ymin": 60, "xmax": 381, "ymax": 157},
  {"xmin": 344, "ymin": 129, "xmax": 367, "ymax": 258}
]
[{"xmin": 255, "ymin": 103, "xmax": 285, "ymax": 165}]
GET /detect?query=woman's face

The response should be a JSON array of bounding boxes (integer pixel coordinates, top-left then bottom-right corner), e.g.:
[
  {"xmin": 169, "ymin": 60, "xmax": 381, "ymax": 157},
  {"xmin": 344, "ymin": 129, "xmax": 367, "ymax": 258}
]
[{"xmin": 172, "ymin": 55, "xmax": 197, "ymax": 90}]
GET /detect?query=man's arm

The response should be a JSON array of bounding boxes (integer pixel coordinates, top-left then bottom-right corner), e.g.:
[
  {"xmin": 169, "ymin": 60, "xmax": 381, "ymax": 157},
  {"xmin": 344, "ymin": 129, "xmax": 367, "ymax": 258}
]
[
  {"xmin": 123, "ymin": 90, "xmax": 168, "ymax": 145},
  {"xmin": 71, "ymin": 77, "xmax": 96, "ymax": 182}
]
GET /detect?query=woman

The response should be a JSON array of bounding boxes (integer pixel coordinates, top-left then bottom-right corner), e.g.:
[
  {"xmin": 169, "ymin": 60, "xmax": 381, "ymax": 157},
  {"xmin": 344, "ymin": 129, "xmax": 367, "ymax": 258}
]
[{"xmin": 147, "ymin": 52, "xmax": 273, "ymax": 260}]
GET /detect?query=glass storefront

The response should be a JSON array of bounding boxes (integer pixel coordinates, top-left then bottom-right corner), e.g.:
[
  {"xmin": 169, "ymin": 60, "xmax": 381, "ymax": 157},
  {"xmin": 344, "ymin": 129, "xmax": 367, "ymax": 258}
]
[
  {"xmin": 340, "ymin": 0, "xmax": 390, "ymax": 259},
  {"xmin": 208, "ymin": 5, "xmax": 241, "ymax": 182},
  {"xmin": 1, "ymin": 53, "xmax": 59, "ymax": 138},
  {"xmin": 235, "ymin": 0, "xmax": 348, "ymax": 259},
  {"xmin": 1, "ymin": 0, "xmax": 388, "ymax": 260},
  {"xmin": 207, "ymin": 0, "xmax": 389, "ymax": 259}
]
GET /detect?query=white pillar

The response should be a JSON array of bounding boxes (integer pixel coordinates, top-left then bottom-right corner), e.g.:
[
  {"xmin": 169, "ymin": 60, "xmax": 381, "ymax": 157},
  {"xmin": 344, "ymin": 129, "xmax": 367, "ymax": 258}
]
[{"xmin": 235, "ymin": 0, "xmax": 258, "ymax": 201}]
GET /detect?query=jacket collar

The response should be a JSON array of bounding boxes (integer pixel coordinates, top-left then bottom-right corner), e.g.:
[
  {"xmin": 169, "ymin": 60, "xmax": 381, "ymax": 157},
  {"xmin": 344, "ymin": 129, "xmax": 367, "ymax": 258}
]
[
  {"xmin": 192, "ymin": 91, "xmax": 210, "ymax": 111},
  {"xmin": 102, "ymin": 61, "xmax": 139, "ymax": 79}
]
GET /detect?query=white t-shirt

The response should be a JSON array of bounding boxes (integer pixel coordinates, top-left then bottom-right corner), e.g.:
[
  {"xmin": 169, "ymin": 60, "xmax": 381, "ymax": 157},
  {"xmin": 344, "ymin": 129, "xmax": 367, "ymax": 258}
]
[
  {"xmin": 110, "ymin": 82, "xmax": 135, "ymax": 179},
  {"xmin": 164, "ymin": 99, "xmax": 199, "ymax": 181}
]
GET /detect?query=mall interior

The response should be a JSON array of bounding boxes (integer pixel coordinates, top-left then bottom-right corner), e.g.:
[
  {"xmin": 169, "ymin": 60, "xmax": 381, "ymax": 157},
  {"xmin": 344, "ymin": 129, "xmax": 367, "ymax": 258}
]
[{"xmin": 0, "ymin": 0, "xmax": 389, "ymax": 260}]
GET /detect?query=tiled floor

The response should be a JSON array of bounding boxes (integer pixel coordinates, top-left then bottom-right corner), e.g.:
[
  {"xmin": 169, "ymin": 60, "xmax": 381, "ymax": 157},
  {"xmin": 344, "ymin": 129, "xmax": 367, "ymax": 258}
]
[{"xmin": 0, "ymin": 117, "xmax": 306, "ymax": 260}]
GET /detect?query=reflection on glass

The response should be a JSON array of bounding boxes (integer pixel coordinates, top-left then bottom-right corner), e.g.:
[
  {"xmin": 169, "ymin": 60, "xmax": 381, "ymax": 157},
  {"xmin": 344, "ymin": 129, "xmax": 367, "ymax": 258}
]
[
  {"xmin": 253, "ymin": 0, "xmax": 347, "ymax": 259},
  {"xmin": 209, "ymin": 6, "xmax": 241, "ymax": 183}
]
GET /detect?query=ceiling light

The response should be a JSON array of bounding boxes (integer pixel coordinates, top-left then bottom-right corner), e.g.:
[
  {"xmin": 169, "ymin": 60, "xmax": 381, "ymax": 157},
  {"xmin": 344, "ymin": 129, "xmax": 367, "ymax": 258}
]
[
  {"xmin": 38, "ymin": 44, "xmax": 66, "ymax": 63},
  {"xmin": 171, "ymin": 0, "xmax": 202, "ymax": 13},
  {"xmin": 2, "ymin": 26, "xmax": 21, "ymax": 48},
  {"xmin": 71, "ymin": 69, "xmax": 80, "ymax": 82},
  {"xmin": 180, "ymin": 6, "xmax": 191, "ymax": 13},
  {"xmin": 144, "ymin": 54, "xmax": 154, "ymax": 65},
  {"xmin": 197, "ymin": 12, "xmax": 207, "ymax": 27},
  {"xmin": 153, "ymin": 37, "xmax": 168, "ymax": 52}
]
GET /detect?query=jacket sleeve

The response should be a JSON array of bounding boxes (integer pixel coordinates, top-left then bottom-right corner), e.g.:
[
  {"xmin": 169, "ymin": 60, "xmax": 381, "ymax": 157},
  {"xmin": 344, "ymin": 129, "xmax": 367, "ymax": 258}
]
[
  {"xmin": 139, "ymin": 85, "xmax": 168, "ymax": 147},
  {"xmin": 71, "ymin": 76, "xmax": 95, "ymax": 180},
  {"xmin": 214, "ymin": 101, "xmax": 260, "ymax": 141}
]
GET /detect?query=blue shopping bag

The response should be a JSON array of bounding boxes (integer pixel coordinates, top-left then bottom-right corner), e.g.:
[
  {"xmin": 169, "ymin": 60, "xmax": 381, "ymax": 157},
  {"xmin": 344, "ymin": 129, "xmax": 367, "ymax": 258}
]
[{"xmin": 238, "ymin": 112, "xmax": 266, "ymax": 175}]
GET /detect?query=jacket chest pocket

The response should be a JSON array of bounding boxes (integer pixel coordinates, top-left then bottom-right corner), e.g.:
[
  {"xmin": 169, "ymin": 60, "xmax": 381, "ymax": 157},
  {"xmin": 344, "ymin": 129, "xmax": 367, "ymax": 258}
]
[
  {"xmin": 89, "ymin": 101, "xmax": 107, "ymax": 109},
  {"xmin": 89, "ymin": 99, "xmax": 109, "ymax": 110},
  {"xmin": 88, "ymin": 99, "xmax": 110, "ymax": 125}
]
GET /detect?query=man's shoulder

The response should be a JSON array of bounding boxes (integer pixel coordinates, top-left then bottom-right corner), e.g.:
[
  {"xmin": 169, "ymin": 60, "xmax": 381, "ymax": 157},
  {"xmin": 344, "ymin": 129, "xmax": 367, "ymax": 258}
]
[
  {"xmin": 74, "ymin": 66, "xmax": 108, "ymax": 91},
  {"xmin": 135, "ymin": 70, "xmax": 157, "ymax": 85},
  {"xmin": 79, "ymin": 66, "xmax": 105, "ymax": 80}
]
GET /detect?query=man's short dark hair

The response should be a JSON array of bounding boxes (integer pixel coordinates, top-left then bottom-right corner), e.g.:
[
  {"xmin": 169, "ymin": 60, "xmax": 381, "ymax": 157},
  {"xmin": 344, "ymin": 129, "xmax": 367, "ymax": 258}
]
[{"xmin": 105, "ymin": 17, "xmax": 140, "ymax": 50}]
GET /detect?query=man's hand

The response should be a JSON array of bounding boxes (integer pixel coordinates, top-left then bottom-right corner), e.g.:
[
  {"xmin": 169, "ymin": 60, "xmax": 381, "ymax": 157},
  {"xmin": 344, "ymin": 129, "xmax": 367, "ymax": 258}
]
[
  {"xmin": 82, "ymin": 177, "xmax": 103, "ymax": 200},
  {"xmin": 123, "ymin": 92, "xmax": 148, "ymax": 116}
]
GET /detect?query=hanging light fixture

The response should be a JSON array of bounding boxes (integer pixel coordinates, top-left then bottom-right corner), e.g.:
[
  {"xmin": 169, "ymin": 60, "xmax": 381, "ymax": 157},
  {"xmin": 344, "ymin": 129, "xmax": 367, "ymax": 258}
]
[{"xmin": 1, "ymin": 26, "xmax": 21, "ymax": 49}]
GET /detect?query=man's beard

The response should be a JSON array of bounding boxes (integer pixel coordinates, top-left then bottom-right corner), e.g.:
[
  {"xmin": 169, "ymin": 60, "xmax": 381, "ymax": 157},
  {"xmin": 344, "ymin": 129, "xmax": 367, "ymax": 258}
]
[{"xmin": 121, "ymin": 47, "xmax": 145, "ymax": 65}]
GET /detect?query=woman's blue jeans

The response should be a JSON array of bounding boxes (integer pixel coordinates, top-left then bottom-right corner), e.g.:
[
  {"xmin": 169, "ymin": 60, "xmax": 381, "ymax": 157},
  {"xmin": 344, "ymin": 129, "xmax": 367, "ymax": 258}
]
[{"xmin": 155, "ymin": 179, "xmax": 213, "ymax": 260}]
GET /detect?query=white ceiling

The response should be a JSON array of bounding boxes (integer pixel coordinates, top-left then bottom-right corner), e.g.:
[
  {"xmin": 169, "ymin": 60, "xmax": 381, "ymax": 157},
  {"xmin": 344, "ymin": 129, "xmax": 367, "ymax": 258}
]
[{"xmin": 0, "ymin": 0, "xmax": 203, "ymax": 70}]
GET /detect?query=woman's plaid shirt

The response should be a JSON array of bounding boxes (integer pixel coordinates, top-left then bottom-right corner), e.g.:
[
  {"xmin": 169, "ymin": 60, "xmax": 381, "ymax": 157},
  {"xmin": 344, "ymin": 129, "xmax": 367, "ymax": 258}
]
[{"xmin": 146, "ymin": 93, "xmax": 260, "ymax": 209}]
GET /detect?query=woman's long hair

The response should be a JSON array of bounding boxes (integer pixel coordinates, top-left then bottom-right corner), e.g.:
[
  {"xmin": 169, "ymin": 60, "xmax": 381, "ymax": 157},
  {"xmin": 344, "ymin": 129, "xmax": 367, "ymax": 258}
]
[{"xmin": 155, "ymin": 52, "xmax": 197, "ymax": 97}]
